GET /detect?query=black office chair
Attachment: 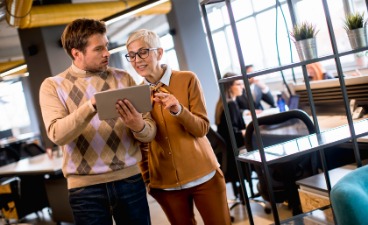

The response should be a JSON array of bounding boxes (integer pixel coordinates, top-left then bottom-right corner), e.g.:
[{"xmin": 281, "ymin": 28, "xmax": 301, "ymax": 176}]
[
  {"xmin": 206, "ymin": 127, "xmax": 242, "ymax": 221},
  {"xmin": 0, "ymin": 146, "xmax": 20, "ymax": 167},
  {"xmin": 244, "ymin": 109, "xmax": 320, "ymax": 215}
]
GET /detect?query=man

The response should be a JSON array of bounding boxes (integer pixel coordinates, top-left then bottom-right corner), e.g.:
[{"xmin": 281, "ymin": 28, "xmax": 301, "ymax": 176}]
[
  {"xmin": 39, "ymin": 18, "xmax": 156, "ymax": 225},
  {"xmin": 236, "ymin": 65, "xmax": 276, "ymax": 114}
]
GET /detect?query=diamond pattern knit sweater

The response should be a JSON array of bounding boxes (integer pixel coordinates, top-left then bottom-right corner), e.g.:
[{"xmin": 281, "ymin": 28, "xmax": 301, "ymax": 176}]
[{"xmin": 39, "ymin": 64, "xmax": 156, "ymax": 189}]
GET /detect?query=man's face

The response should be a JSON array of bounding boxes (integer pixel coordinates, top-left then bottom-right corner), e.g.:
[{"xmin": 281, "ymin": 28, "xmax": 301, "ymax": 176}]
[{"xmin": 74, "ymin": 33, "xmax": 110, "ymax": 72}]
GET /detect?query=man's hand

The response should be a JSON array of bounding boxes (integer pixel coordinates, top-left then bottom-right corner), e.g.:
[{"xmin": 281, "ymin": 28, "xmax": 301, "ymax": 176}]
[{"xmin": 116, "ymin": 99, "xmax": 145, "ymax": 132}]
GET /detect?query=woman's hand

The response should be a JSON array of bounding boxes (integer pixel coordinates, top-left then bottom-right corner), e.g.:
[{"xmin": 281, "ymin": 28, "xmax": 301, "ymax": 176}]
[{"xmin": 153, "ymin": 92, "xmax": 181, "ymax": 114}]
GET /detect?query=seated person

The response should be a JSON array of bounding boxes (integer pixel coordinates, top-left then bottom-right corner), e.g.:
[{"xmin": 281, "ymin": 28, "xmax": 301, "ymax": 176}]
[
  {"xmin": 215, "ymin": 72, "xmax": 246, "ymax": 149},
  {"xmin": 236, "ymin": 65, "xmax": 276, "ymax": 115},
  {"xmin": 306, "ymin": 62, "xmax": 335, "ymax": 81},
  {"xmin": 215, "ymin": 72, "xmax": 246, "ymax": 198}
]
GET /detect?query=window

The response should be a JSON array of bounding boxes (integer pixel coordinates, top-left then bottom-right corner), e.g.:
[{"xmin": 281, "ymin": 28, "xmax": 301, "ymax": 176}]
[
  {"xmin": 0, "ymin": 80, "xmax": 31, "ymax": 136},
  {"xmin": 206, "ymin": 0, "xmax": 367, "ymax": 84}
]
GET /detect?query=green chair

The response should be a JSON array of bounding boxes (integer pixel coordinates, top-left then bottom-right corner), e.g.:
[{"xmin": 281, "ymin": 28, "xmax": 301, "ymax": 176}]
[{"xmin": 330, "ymin": 164, "xmax": 368, "ymax": 225}]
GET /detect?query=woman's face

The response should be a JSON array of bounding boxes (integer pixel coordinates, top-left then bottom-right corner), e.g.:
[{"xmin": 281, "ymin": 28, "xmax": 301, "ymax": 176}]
[
  {"xmin": 126, "ymin": 39, "xmax": 163, "ymax": 83},
  {"xmin": 307, "ymin": 66, "xmax": 317, "ymax": 80},
  {"xmin": 230, "ymin": 80, "xmax": 244, "ymax": 98}
]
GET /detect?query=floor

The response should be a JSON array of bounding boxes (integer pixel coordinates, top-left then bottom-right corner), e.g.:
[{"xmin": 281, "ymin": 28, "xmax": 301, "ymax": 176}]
[{"xmin": 1, "ymin": 183, "xmax": 293, "ymax": 225}]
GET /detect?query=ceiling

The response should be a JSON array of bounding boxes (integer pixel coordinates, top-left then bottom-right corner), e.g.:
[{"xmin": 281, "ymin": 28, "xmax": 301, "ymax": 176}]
[{"xmin": 0, "ymin": 0, "xmax": 171, "ymax": 75}]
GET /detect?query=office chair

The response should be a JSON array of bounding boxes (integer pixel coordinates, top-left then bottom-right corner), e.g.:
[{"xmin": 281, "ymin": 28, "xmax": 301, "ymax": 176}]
[
  {"xmin": 206, "ymin": 127, "xmax": 243, "ymax": 221},
  {"xmin": 0, "ymin": 176, "xmax": 21, "ymax": 223},
  {"xmin": 0, "ymin": 146, "xmax": 20, "ymax": 167},
  {"xmin": 244, "ymin": 109, "xmax": 320, "ymax": 215}
]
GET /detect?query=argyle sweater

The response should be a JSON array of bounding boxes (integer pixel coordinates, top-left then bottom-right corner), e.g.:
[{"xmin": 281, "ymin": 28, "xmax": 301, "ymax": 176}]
[{"xmin": 39, "ymin": 64, "xmax": 156, "ymax": 189}]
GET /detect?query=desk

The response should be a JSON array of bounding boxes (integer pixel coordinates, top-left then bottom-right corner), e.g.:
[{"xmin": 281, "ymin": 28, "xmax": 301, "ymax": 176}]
[
  {"xmin": 0, "ymin": 153, "xmax": 62, "ymax": 176},
  {"xmin": 0, "ymin": 153, "xmax": 73, "ymax": 224},
  {"xmin": 243, "ymin": 107, "xmax": 280, "ymax": 126},
  {"xmin": 296, "ymin": 165, "xmax": 356, "ymax": 213}
]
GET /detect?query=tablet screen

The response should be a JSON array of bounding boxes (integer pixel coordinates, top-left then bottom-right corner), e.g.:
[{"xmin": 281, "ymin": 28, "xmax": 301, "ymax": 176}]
[{"xmin": 94, "ymin": 85, "xmax": 152, "ymax": 120}]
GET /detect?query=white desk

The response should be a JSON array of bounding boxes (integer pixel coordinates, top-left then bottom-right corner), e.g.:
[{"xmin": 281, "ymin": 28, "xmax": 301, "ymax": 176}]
[{"xmin": 0, "ymin": 153, "xmax": 62, "ymax": 176}]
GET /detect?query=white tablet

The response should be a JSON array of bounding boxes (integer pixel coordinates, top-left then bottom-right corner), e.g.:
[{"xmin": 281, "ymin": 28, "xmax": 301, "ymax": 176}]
[{"xmin": 94, "ymin": 84, "xmax": 152, "ymax": 120}]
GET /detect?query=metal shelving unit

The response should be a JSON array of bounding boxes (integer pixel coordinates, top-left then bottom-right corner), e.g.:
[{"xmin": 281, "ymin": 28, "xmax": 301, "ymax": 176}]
[{"xmin": 200, "ymin": 0, "xmax": 368, "ymax": 224}]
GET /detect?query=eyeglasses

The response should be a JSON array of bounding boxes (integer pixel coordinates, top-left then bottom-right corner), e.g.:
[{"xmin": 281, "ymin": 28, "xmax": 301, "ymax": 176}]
[{"xmin": 125, "ymin": 48, "xmax": 158, "ymax": 62}]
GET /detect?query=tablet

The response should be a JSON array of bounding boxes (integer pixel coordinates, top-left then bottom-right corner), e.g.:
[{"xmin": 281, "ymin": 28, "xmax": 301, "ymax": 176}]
[{"xmin": 94, "ymin": 84, "xmax": 152, "ymax": 120}]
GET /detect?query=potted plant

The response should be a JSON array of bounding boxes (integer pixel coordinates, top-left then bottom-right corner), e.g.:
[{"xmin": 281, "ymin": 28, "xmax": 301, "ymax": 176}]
[
  {"xmin": 343, "ymin": 12, "xmax": 368, "ymax": 49},
  {"xmin": 290, "ymin": 22, "xmax": 319, "ymax": 61}
]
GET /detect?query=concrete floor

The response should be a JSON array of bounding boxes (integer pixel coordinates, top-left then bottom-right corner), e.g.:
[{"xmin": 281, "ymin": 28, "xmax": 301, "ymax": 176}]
[{"xmin": 1, "ymin": 183, "xmax": 293, "ymax": 225}]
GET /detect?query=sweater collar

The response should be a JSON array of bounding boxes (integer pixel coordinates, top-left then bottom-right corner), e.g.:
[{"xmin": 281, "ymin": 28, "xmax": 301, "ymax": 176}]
[{"xmin": 70, "ymin": 63, "xmax": 108, "ymax": 78}]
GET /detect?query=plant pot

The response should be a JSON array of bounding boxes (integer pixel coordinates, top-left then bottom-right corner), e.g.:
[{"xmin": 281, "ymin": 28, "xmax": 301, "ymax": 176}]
[
  {"xmin": 347, "ymin": 28, "xmax": 368, "ymax": 50},
  {"xmin": 294, "ymin": 38, "xmax": 318, "ymax": 61}
]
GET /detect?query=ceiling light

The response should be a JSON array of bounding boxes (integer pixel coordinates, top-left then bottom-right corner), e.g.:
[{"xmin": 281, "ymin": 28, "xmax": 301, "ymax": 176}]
[
  {"xmin": 104, "ymin": 0, "xmax": 170, "ymax": 26},
  {"xmin": 0, "ymin": 64, "xmax": 27, "ymax": 78}
]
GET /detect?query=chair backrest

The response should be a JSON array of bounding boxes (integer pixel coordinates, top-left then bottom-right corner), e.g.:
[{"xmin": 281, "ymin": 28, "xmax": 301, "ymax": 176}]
[
  {"xmin": 206, "ymin": 127, "xmax": 228, "ymax": 175},
  {"xmin": 0, "ymin": 146, "xmax": 20, "ymax": 166},
  {"xmin": 330, "ymin": 165, "xmax": 368, "ymax": 225},
  {"xmin": 245, "ymin": 109, "xmax": 315, "ymax": 151},
  {"xmin": 244, "ymin": 109, "xmax": 319, "ymax": 214}
]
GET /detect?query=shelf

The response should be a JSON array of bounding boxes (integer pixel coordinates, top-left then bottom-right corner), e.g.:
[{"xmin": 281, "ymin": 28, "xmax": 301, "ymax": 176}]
[
  {"xmin": 216, "ymin": 46, "xmax": 368, "ymax": 83},
  {"xmin": 276, "ymin": 205, "xmax": 334, "ymax": 225},
  {"xmin": 201, "ymin": 0, "xmax": 367, "ymax": 224},
  {"xmin": 237, "ymin": 118, "xmax": 368, "ymax": 165}
]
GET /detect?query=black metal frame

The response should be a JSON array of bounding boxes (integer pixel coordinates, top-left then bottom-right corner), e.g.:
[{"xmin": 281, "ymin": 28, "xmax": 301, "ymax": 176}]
[{"xmin": 200, "ymin": 0, "xmax": 368, "ymax": 224}]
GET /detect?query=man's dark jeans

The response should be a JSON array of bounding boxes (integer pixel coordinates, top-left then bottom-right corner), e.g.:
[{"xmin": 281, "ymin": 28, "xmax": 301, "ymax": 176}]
[{"xmin": 69, "ymin": 174, "xmax": 151, "ymax": 225}]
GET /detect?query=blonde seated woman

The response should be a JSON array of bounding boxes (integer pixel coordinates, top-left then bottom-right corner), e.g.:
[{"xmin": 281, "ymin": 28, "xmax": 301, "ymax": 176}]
[{"xmin": 306, "ymin": 62, "xmax": 335, "ymax": 81}]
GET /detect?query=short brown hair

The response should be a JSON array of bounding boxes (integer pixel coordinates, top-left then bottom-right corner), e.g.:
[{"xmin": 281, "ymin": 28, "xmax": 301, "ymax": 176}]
[{"xmin": 61, "ymin": 18, "xmax": 107, "ymax": 59}]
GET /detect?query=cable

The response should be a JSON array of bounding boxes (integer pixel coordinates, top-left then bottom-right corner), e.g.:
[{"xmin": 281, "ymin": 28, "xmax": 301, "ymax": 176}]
[
  {"xmin": 277, "ymin": 0, "xmax": 297, "ymax": 83},
  {"xmin": 275, "ymin": 0, "xmax": 292, "ymax": 96}
]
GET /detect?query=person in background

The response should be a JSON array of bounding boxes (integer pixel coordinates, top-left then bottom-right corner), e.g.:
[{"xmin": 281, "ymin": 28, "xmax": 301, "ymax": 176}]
[
  {"xmin": 124, "ymin": 29, "xmax": 232, "ymax": 225},
  {"xmin": 306, "ymin": 62, "xmax": 335, "ymax": 81},
  {"xmin": 215, "ymin": 72, "xmax": 246, "ymax": 149},
  {"xmin": 39, "ymin": 18, "xmax": 156, "ymax": 225},
  {"xmin": 215, "ymin": 72, "xmax": 246, "ymax": 198},
  {"xmin": 236, "ymin": 65, "xmax": 276, "ymax": 115}
]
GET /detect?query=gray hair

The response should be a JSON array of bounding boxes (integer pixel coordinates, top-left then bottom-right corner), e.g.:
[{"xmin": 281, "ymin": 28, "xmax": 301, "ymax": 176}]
[{"xmin": 126, "ymin": 29, "xmax": 162, "ymax": 48}]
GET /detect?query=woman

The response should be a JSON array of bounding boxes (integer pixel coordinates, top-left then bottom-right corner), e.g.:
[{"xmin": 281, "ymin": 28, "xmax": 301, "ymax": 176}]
[
  {"xmin": 122, "ymin": 29, "xmax": 231, "ymax": 225},
  {"xmin": 215, "ymin": 72, "xmax": 246, "ymax": 149},
  {"xmin": 214, "ymin": 72, "xmax": 246, "ymax": 198},
  {"xmin": 306, "ymin": 62, "xmax": 334, "ymax": 81}
]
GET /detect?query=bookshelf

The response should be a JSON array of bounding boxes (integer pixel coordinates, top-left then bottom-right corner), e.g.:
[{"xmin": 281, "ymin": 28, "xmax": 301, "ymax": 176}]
[{"xmin": 200, "ymin": 0, "xmax": 368, "ymax": 224}]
